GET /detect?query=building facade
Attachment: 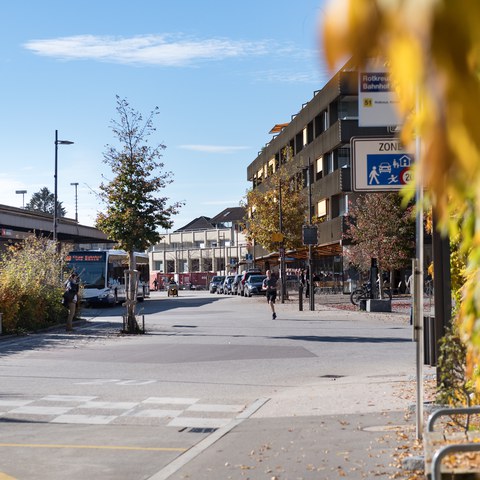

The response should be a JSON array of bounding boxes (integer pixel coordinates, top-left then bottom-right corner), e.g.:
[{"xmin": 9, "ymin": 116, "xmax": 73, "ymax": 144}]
[
  {"xmin": 246, "ymin": 63, "xmax": 395, "ymax": 290},
  {"xmin": 148, "ymin": 207, "xmax": 252, "ymax": 289}
]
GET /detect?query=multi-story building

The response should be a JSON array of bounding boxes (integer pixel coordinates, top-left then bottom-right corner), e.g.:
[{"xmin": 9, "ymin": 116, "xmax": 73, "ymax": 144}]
[
  {"xmin": 148, "ymin": 207, "xmax": 250, "ymax": 289},
  {"xmin": 246, "ymin": 62, "xmax": 394, "ymax": 289}
]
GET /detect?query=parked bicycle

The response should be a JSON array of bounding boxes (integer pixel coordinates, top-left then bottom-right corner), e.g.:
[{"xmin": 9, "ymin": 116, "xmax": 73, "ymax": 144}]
[{"xmin": 350, "ymin": 282, "xmax": 392, "ymax": 306}]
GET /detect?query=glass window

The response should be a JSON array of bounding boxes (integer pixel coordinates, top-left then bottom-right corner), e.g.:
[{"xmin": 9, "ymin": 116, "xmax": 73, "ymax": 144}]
[{"xmin": 317, "ymin": 199, "xmax": 328, "ymax": 218}]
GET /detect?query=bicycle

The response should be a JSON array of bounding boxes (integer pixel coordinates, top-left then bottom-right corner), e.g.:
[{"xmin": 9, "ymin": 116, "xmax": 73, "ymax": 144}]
[{"xmin": 350, "ymin": 282, "xmax": 392, "ymax": 306}]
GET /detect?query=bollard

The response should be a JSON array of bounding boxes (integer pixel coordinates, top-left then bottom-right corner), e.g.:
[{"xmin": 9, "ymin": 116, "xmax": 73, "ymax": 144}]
[
  {"xmin": 298, "ymin": 285, "xmax": 303, "ymax": 311},
  {"xmin": 0, "ymin": 312, "xmax": 2, "ymax": 335}
]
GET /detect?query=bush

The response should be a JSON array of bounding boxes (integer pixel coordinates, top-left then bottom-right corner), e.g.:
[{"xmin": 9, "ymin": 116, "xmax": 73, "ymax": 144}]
[{"xmin": 0, "ymin": 237, "xmax": 68, "ymax": 334}]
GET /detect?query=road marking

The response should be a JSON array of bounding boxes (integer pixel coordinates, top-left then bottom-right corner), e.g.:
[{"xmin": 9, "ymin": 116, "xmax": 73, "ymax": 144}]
[
  {"xmin": 51, "ymin": 414, "xmax": 117, "ymax": 425},
  {"xmin": 148, "ymin": 397, "xmax": 270, "ymax": 480},
  {"xmin": 185, "ymin": 403, "xmax": 244, "ymax": 413},
  {"xmin": 0, "ymin": 443, "xmax": 187, "ymax": 452},
  {"xmin": 11, "ymin": 406, "xmax": 72, "ymax": 415},
  {"xmin": 142, "ymin": 397, "xmax": 199, "ymax": 405}
]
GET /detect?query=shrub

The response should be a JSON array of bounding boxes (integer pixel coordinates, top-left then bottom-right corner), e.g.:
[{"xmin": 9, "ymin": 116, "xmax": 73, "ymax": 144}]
[{"xmin": 0, "ymin": 236, "xmax": 68, "ymax": 334}]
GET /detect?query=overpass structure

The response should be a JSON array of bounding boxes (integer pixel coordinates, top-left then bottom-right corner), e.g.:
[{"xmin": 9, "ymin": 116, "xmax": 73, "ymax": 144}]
[{"xmin": 0, "ymin": 204, "xmax": 113, "ymax": 249}]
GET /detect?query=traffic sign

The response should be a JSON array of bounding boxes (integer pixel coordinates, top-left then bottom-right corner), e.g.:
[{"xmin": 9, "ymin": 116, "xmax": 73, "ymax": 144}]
[
  {"xmin": 358, "ymin": 60, "xmax": 401, "ymax": 127},
  {"xmin": 351, "ymin": 137, "xmax": 414, "ymax": 192}
]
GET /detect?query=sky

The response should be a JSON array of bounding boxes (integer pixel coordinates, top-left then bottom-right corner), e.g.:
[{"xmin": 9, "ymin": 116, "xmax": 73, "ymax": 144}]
[{"xmin": 0, "ymin": 0, "xmax": 331, "ymax": 232}]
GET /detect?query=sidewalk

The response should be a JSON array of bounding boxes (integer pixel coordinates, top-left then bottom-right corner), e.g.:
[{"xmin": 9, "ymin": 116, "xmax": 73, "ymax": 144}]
[{"xmin": 151, "ymin": 298, "xmax": 430, "ymax": 480}]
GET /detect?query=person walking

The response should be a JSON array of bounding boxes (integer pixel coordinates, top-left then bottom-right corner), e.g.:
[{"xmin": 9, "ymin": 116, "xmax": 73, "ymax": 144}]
[
  {"xmin": 262, "ymin": 270, "xmax": 278, "ymax": 319},
  {"xmin": 64, "ymin": 273, "xmax": 79, "ymax": 332}
]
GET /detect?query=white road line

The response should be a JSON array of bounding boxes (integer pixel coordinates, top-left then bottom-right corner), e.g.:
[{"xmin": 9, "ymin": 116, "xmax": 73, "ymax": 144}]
[
  {"xmin": 10, "ymin": 406, "xmax": 72, "ymax": 415},
  {"xmin": 142, "ymin": 397, "xmax": 199, "ymax": 405},
  {"xmin": 43, "ymin": 395, "xmax": 96, "ymax": 402},
  {"xmin": 130, "ymin": 409, "xmax": 182, "ymax": 419},
  {"xmin": 51, "ymin": 414, "xmax": 117, "ymax": 425},
  {"xmin": 185, "ymin": 403, "xmax": 244, "ymax": 413}
]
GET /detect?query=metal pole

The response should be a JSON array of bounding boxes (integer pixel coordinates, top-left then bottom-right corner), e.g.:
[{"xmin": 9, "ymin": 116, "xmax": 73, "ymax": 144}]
[
  {"xmin": 414, "ymin": 89, "xmax": 424, "ymax": 440},
  {"xmin": 53, "ymin": 130, "xmax": 58, "ymax": 243},
  {"xmin": 71, "ymin": 182, "xmax": 79, "ymax": 222},
  {"xmin": 53, "ymin": 131, "xmax": 74, "ymax": 243},
  {"xmin": 279, "ymin": 179, "xmax": 286, "ymax": 303},
  {"xmin": 307, "ymin": 158, "xmax": 314, "ymax": 311}
]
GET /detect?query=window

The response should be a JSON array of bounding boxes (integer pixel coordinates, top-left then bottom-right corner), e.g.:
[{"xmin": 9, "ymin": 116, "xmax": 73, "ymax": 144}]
[
  {"xmin": 306, "ymin": 121, "xmax": 314, "ymax": 144},
  {"xmin": 338, "ymin": 98, "xmax": 358, "ymax": 119},
  {"xmin": 295, "ymin": 131, "xmax": 303, "ymax": 154},
  {"xmin": 191, "ymin": 259, "xmax": 200, "ymax": 272},
  {"xmin": 267, "ymin": 158, "xmax": 275, "ymax": 176},
  {"xmin": 337, "ymin": 147, "xmax": 350, "ymax": 169},
  {"xmin": 314, "ymin": 109, "xmax": 328, "ymax": 137},
  {"xmin": 331, "ymin": 195, "xmax": 347, "ymax": 218},
  {"xmin": 154, "ymin": 260, "xmax": 163, "ymax": 271},
  {"xmin": 317, "ymin": 199, "xmax": 328, "ymax": 219},
  {"xmin": 316, "ymin": 156, "xmax": 323, "ymax": 181}
]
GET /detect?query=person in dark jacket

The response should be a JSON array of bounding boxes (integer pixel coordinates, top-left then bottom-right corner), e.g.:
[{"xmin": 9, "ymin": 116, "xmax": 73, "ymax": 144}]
[{"xmin": 64, "ymin": 273, "xmax": 79, "ymax": 332}]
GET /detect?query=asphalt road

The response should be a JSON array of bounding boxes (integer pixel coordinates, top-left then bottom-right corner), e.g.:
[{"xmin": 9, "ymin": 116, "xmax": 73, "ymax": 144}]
[{"xmin": 0, "ymin": 290, "xmax": 423, "ymax": 479}]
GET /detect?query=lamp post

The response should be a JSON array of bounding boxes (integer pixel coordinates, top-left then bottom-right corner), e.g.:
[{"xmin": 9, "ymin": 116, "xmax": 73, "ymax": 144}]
[
  {"xmin": 15, "ymin": 190, "xmax": 27, "ymax": 208},
  {"xmin": 306, "ymin": 157, "xmax": 314, "ymax": 311},
  {"xmin": 70, "ymin": 182, "xmax": 79, "ymax": 222},
  {"xmin": 54, "ymin": 130, "xmax": 74, "ymax": 243},
  {"xmin": 278, "ymin": 179, "xmax": 286, "ymax": 303}
]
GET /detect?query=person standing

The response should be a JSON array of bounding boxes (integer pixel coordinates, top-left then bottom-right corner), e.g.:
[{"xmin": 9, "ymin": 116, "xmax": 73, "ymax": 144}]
[
  {"xmin": 262, "ymin": 270, "xmax": 278, "ymax": 319},
  {"xmin": 64, "ymin": 273, "xmax": 79, "ymax": 332}
]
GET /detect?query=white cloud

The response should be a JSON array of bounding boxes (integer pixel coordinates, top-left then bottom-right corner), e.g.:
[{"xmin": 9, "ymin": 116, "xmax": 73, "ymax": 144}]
[
  {"xmin": 253, "ymin": 69, "xmax": 323, "ymax": 84},
  {"xmin": 178, "ymin": 145, "xmax": 250, "ymax": 154},
  {"xmin": 23, "ymin": 34, "xmax": 272, "ymax": 66}
]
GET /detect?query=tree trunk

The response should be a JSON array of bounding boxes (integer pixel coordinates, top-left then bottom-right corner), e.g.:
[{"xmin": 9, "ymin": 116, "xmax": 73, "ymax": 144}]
[{"xmin": 126, "ymin": 251, "xmax": 139, "ymax": 333}]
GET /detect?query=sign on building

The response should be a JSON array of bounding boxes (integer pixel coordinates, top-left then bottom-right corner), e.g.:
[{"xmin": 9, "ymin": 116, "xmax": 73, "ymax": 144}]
[
  {"xmin": 351, "ymin": 137, "xmax": 414, "ymax": 192},
  {"xmin": 358, "ymin": 60, "xmax": 401, "ymax": 127}
]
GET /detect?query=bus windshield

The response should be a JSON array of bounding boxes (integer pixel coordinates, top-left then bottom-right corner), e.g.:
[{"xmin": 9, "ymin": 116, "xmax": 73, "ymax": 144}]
[{"xmin": 66, "ymin": 252, "xmax": 107, "ymax": 289}]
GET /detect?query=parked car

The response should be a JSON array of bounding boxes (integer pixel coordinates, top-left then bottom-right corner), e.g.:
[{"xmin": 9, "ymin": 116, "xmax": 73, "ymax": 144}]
[
  {"xmin": 209, "ymin": 275, "xmax": 225, "ymax": 293},
  {"xmin": 222, "ymin": 275, "xmax": 236, "ymax": 295},
  {"xmin": 238, "ymin": 269, "xmax": 262, "ymax": 296},
  {"xmin": 232, "ymin": 273, "xmax": 243, "ymax": 295},
  {"xmin": 244, "ymin": 274, "xmax": 267, "ymax": 297}
]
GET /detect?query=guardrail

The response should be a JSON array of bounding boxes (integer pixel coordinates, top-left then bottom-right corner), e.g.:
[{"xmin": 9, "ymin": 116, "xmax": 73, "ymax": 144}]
[{"xmin": 425, "ymin": 407, "xmax": 480, "ymax": 480}]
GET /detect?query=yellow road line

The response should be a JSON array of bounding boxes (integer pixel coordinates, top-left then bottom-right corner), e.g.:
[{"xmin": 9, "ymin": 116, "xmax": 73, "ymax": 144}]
[
  {"xmin": 0, "ymin": 443, "xmax": 187, "ymax": 452},
  {"xmin": 0, "ymin": 474, "xmax": 17, "ymax": 480}
]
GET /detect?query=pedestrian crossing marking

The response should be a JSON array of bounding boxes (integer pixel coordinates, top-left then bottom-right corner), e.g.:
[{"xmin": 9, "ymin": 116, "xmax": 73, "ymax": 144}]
[
  {"xmin": 0, "ymin": 394, "xmax": 247, "ymax": 429},
  {"xmin": 51, "ymin": 414, "xmax": 117, "ymax": 425}
]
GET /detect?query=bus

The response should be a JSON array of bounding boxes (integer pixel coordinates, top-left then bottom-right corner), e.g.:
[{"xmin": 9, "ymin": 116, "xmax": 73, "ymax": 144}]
[{"xmin": 65, "ymin": 250, "xmax": 150, "ymax": 305}]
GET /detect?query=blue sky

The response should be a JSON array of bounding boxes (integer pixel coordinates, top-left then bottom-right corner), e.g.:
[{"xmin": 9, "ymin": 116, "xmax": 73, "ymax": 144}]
[{"xmin": 0, "ymin": 0, "xmax": 330, "ymax": 231}]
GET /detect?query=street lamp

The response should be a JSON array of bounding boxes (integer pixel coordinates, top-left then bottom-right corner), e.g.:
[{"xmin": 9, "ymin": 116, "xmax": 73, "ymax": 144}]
[
  {"xmin": 54, "ymin": 130, "xmax": 74, "ymax": 243},
  {"xmin": 70, "ymin": 182, "xmax": 79, "ymax": 222},
  {"xmin": 15, "ymin": 190, "xmax": 27, "ymax": 208},
  {"xmin": 305, "ymin": 157, "xmax": 315, "ymax": 311}
]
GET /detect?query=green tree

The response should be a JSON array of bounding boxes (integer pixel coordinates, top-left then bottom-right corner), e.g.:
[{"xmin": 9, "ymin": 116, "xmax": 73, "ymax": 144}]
[
  {"xmin": 96, "ymin": 96, "xmax": 183, "ymax": 333},
  {"xmin": 242, "ymin": 169, "xmax": 305, "ymax": 252},
  {"xmin": 344, "ymin": 193, "xmax": 415, "ymax": 283},
  {"xmin": 25, "ymin": 187, "xmax": 66, "ymax": 217}
]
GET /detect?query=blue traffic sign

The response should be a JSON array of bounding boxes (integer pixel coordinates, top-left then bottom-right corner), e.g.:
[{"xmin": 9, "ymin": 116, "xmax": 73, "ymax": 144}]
[
  {"xmin": 351, "ymin": 137, "xmax": 414, "ymax": 192},
  {"xmin": 367, "ymin": 153, "xmax": 412, "ymax": 187}
]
